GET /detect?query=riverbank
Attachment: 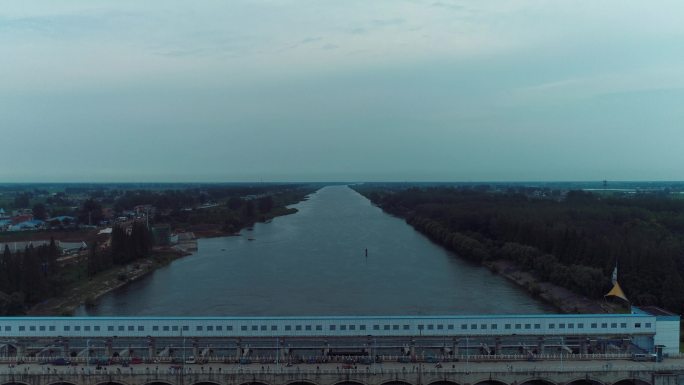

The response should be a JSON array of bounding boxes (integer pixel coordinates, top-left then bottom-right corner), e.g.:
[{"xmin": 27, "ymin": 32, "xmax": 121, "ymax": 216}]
[
  {"xmin": 27, "ymin": 248, "xmax": 189, "ymax": 316},
  {"xmin": 26, "ymin": 195, "xmax": 311, "ymax": 316},
  {"xmin": 483, "ymin": 259, "xmax": 619, "ymax": 314}
]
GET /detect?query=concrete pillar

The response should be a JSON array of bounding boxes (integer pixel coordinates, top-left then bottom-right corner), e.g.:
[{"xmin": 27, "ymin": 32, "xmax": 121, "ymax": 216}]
[
  {"xmin": 580, "ymin": 339, "xmax": 588, "ymax": 355},
  {"xmin": 16, "ymin": 343, "xmax": 26, "ymax": 358},
  {"xmin": 235, "ymin": 339, "xmax": 242, "ymax": 359},
  {"xmin": 452, "ymin": 338, "xmax": 459, "ymax": 356},
  {"xmin": 62, "ymin": 340, "xmax": 70, "ymax": 358},
  {"xmin": 537, "ymin": 337, "xmax": 545, "ymax": 355},
  {"xmin": 192, "ymin": 338, "xmax": 199, "ymax": 358},
  {"xmin": 495, "ymin": 337, "xmax": 502, "ymax": 355},
  {"xmin": 147, "ymin": 337, "xmax": 156, "ymax": 359},
  {"xmin": 105, "ymin": 338, "xmax": 113, "ymax": 358},
  {"xmin": 409, "ymin": 338, "xmax": 416, "ymax": 358}
]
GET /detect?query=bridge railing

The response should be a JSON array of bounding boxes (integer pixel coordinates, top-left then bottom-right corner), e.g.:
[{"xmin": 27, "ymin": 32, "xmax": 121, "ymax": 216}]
[
  {"xmin": 0, "ymin": 352, "xmax": 636, "ymax": 365},
  {"xmin": 1, "ymin": 364, "xmax": 683, "ymax": 377}
]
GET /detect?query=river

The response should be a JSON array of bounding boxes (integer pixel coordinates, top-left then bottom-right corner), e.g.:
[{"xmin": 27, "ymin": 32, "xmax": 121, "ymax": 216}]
[{"xmin": 76, "ymin": 185, "xmax": 552, "ymax": 316}]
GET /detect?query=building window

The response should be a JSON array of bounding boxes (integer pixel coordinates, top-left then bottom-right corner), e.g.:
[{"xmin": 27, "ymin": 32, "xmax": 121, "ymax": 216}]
[
  {"xmin": 30, "ymin": 326, "xmax": 36, "ymax": 331},
  {"xmin": 611, "ymin": 323, "xmax": 617, "ymax": 328},
  {"xmin": 590, "ymin": 323, "xmax": 597, "ymax": 329},
  {"xmin": 492, "ymin": 324, "xmax": 498, "ymax": 330},
  {"xmin": 620, "ymin": 323, "xmax": 627, "ymax": 328},
  {"xmin": 461, "ymin": 324, "xmax": 468, "ymax": 330},
  {"xmin": 515, "ymin": 324, "xmax": 521, "ymax": 329},
  {"xmin": 207, "ymin": 326, "xmax": 214, "ymax": 331},
  {"xmin": 216, "ymin": 325, "xmax": 222, "ymax": 331},
  {"xmin": 40, "ymin": 326, "xmax": 46, "ymax": 331},
  {"xmin": 601, "ymin": 323, "xmax": 607, "ymax": 328},
  {"xmin": 505, "ymin": 324, "xmax": 511, "ymax": 330},
  {"xmin": 524, "ymin": 324, "xmax": 531, "ymax": 330},
  {"xmin": 93, "ymin": 326, "xmax": 100, "ymax": 331},
  {"xmin": 315, "ymin": 325, "xmax": 322, "ymax": 331},
  {"xmin": 49, "ymin": 326, "xmax": 56, "ymax": 331},
  {"xmin": 578, "ymin": 323, "xmax": 584, "ymax": 328},
  {"xmin": 645, "ymin": 323, "xmax": 651, "ymax": 328},
  {"xmin": 534, "ymin": 324, "xmax": 541, "ymax": 329},
  {"xmin": 418, "ymin": 325, "xmax": 424, "ymax": 330},
  {"xmin": 163, "ymin": 326, "xmax": 170, "ymax": 331},
  {"xmin": 241, "ymin": 326, "xmax": 248, "ymax": 331},
  {"xmin": 153, "ymin": 326, "xmax": 159, "ymax": 331},
  {"xmin": 118, "ymin": 326, "xmax": 125, "ymax": 331},
  {"xmin": 374, "ymin": 325, "xmax": 380, "ymax": 330},
  {"xmin": 227, "ymin": 326, "xmax": 233, "ymax": 331},
  {"xmin": 305, "ymin": 325, "xmax": 311, "ymax": 331},
  {"xmin": 74, "ymin": 326, "xmax": 80, "ymax": 331},
  {"xmin": 197, "ymin": 326, "xmax": 204, "ymax": 331},
  {"xmin": 568, "ymin": 323, "xmax": 574, "ymax": 329},
  {"xmin": 295, "ymin": 325, "xmax": 302, "ymax": 331},
  {"xmin": 108, "ymin": 326, "xmax": 114, "ymax": 331},
  {"xmin": 427, "ymin": 324, "xmax": 434, "ymax": 330},
  {"xmin": 252, "ymin": 325, "xmax": 258, "ymax": 331},
  {"xmin": 4, "ymin": 326, "xmax": 10, "ymax": 331},
  {"xmin": 360, "ymin": 325, "xmax": 366, "ymax": 330},
  {"xmin": 63, "ymin": 326, "xmax": 70, "ymax": 331},
  {"xmin": 349, "ymin": 325, "xmax": 355, "ymax": 330},
  {"xmin": 171, "ymin": 326, "xmax": 178, "ymax": 331},
  {"xmin": 138, "ymin": 326, "xmax": 144, "ymax": 331},
  {"xmin": 471, "ymin": 324, "xmax": 477, "ymax": 330},
  {"xmin": 328, "ymin": 325, "xmax": 335, "ymax": 331},
  {"xmin": 128, "ymin": 326, "xmax": 134, "ymax": 331},
  {"xmin": 559, "ymin": 323, "xmax": 565, "ymax": 329},
  {"xmin": 405, "ymin": 325, "xmax": 411, "ymax": 330},
  {"xmin": 549, "ymin": 324, "xmax": 555, "ymax": 329},
  {"xmin": 84, "ymin": 326, "xmax": 90, "ymax": 331},
  {"xmin": 19, "ymin": 326, "xmax": 25, "ymax": 331},
  {"xmin": 273, "ymin": 325, "xmax": 279, "ymax": 331},
  {"xmin": 341, "ymin": 325, "xmax": 347, "ymax": 331},
  {"xmin": 183, "ymin": 326, "xmax": 190, "ymax": 331}
]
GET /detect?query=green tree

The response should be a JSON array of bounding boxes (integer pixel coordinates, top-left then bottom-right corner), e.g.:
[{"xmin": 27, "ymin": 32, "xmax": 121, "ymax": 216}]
[
  {"xmin": 32, "ymin": 203, "xmax": 47, "ymax": 220},
  {"xmin": 78, "ymin": 199, "xmax": 103, "ymax": 225}
]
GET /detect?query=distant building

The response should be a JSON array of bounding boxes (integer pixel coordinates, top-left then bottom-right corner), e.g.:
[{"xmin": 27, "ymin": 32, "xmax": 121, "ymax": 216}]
[{"xmin": 8, "ymin": 219, "xmax": 44, "ymax": 231}]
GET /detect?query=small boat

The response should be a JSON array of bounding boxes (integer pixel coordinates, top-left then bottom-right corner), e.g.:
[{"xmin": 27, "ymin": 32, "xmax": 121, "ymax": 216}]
[{"xmin": 247, "ymin": 237, "xmax": 255, "ymax": 241}]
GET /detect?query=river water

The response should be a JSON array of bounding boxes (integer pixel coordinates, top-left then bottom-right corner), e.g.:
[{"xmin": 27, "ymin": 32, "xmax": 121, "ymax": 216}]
[{"xmin": 77, "ymin": 185, "xmax": 552, "ymax": 316}]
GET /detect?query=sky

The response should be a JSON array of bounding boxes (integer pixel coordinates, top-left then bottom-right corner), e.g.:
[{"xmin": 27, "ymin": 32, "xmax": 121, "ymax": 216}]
[{"xmin": 1, "ymin": 1, "xmax": 683, "ymax": 182}]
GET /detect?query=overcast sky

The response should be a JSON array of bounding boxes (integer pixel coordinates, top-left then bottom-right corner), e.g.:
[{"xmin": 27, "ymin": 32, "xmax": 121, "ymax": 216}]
[{"xmin": 2, "ymin": 1, "xmax": 683, "ymax": 182}]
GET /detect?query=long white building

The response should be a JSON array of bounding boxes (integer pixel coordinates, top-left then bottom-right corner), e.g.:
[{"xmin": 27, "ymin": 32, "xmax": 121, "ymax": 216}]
[{"xmin": 0, "ymin": 307, "xmax": 679, "ymax": 355}]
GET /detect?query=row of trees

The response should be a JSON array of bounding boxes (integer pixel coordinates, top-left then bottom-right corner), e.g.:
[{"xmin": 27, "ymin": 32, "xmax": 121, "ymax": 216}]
[
  {"xmin": 0, "ymin": 240, "xmax": 60, "ymax": 312},
  {"xmin": 359, "ymin": 186, "xmax": 684, "ymax": 314},
  {"xmin": 0, "ymin": 222, "xmax": 154, "ymax": 315},
  {"xmin": 88, "ymin": 223, "xmax": 153, "ymax": 276}
]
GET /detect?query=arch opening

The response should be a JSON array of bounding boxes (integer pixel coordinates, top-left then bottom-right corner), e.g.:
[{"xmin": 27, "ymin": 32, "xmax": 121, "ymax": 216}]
[
  {"xmin": 614, "ymin": 380, "xmax": 652, "ymax": 385},
  {"xmin": 428, "ymin": 381, "xmax": 461, "ymax": 385},
  {"xmin": 473, "ymin": 381, "xmax": 507, "ymax": 385},
  {"xmin": 567, "ymin": 379, "xmax": 606, "ymax": 385},
  {"xmin": 520, "ymin": 380, "xmax": 556, "ymax": 385},
  {"xmin": 381, "ymin": 381, "xmax": 413, "ymax": 385}
]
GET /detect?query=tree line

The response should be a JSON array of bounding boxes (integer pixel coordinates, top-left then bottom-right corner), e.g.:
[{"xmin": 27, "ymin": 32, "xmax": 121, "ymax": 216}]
[
  {"xmin": 357, "ymin": 186, "xmax": 684, "ymax": 314},
  {"xmin": 0, "ymin": 239, "xmax": 60, "ymax": 314},
  {"xmin": 0, "ymin": 222, "xmax": 153, "ymax": 315}
]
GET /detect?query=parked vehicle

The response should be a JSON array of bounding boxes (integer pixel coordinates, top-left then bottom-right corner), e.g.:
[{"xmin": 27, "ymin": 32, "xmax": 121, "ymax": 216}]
[{"xmin": 52, "ymin": 358, "xmax": 71, "ymax": 366}]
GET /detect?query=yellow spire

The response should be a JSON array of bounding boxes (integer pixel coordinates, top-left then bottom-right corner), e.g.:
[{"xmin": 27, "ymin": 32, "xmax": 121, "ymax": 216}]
[{"xmin": 605, "ymin": 281, "xmax": 629, "ymax": 303}]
